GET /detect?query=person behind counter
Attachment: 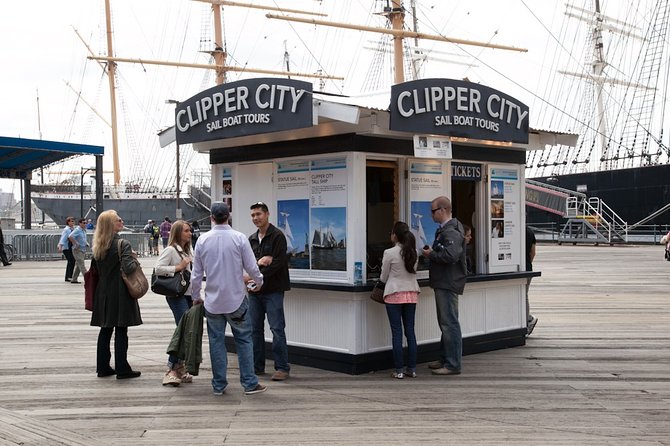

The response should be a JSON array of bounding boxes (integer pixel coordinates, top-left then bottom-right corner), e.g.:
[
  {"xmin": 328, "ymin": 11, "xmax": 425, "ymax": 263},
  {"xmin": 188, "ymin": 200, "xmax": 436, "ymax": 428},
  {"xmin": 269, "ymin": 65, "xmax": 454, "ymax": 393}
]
[
  {"xmin": 380, "ymin": 221, "xmax": 420, "ymax": 379},
  {"xmin": 155, "ymin": 220, "xmax": 194, "ymax": 387},
  {"xmin": 90, "ymin": 210, "xmax": 143, "ymax": 380}
]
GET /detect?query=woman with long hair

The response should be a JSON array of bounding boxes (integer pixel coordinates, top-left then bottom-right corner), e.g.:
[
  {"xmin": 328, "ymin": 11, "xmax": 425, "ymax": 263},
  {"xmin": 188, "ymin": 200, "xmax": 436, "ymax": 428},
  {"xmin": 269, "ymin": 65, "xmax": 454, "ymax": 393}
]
[
  {"xmin": 155, "ymin": 220, "xmax": 194, "ymax": 386},
  {"xmin": 90, "ymin": 210, "xmax": 143, "ymax": 379},
  {"xmin": 380, "ymin": 221, "xmax": 420, "ymax": 379}
]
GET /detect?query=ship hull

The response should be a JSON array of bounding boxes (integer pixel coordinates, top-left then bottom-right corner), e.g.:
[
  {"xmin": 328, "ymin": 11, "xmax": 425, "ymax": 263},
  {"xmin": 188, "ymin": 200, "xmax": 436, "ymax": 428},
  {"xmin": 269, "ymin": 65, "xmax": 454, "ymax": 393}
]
[
  {"xmin": 528, "ymin": 165, "xmax": 670, "ymax": 226},
  {"xmin": 32, "ymin": 195, "xmax": 210, "ymax": 228}
]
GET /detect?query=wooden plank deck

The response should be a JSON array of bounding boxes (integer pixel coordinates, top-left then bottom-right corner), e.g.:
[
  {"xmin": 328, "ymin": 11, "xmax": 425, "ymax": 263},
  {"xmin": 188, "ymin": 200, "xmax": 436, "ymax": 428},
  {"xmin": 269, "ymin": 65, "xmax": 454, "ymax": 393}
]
[{"xmin": 0, "ymin": 244, "xmax": 669, "ymax": 445}]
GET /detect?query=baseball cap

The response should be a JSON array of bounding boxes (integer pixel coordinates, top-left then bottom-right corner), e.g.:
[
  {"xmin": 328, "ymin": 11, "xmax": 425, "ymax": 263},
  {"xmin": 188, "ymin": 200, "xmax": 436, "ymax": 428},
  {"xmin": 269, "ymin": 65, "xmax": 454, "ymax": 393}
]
[{"xmin": 211, "ymin": 201, "xmax": 230, "ymax": 220}]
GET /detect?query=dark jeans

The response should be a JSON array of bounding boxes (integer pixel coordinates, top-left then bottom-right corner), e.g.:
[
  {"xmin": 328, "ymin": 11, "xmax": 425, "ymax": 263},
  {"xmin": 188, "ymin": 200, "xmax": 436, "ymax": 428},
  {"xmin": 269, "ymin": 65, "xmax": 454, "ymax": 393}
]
[
  {"xmin": 385, "ymin": 303, "xmax": 417, "ymax": 373},
  {"xmin": 96, "ymin": 327, "xmax": 132, "ymax": 374},
  {"xmin": 434, "ymin": 288, "xmax": 462, "ymax": 371},
  {"xmin": 249, "ymin": 291, "xmax": 290, "ymax": 373},
  {"xmin": 63, "ymin": 249, "xmax": 75, "ymax": 280},
  {"xmin": 0, "ymin": 244, "xmax": 9, "ymax": 264},
  {"xmin": 166, "ymin": 295, "xmax": 192, "ymax": 368}
]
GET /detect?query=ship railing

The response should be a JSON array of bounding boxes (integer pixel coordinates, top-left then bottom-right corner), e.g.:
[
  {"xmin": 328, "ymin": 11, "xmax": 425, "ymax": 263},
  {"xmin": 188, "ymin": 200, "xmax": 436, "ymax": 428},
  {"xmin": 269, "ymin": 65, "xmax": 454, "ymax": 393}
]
[{"xmin": 574, "ymin": 197, "xmax": 628, "ymax": 242}]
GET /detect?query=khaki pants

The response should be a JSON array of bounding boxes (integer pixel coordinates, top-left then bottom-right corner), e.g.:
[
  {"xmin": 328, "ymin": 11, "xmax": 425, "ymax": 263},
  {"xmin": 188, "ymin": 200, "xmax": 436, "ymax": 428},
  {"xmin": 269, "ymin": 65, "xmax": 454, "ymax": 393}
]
[{"xmin": 71, "ymin": 249, "xmax": 87, "ymax": 282}]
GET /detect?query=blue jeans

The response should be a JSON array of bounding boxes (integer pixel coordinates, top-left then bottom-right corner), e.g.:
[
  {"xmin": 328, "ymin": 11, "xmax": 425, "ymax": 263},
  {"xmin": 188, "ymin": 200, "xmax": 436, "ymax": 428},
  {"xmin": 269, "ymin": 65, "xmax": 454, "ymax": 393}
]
[
  {"xmin": 385, "ymin": 303, "xmax": 417, "ymax": 373},
  {"xmin": 205, "ymin": 296, "xmax": 258, "ymax": 393},
  {"xmin": 434, "ymin": 288, "xmax": 462, "ymax": 371},
  {"xmin": 166, "ymin": 295, "xmax": 192, "ymax": 368},
  {"xmin": 249, "ymin": 291, "xmax": 290, "ymax": 373}
]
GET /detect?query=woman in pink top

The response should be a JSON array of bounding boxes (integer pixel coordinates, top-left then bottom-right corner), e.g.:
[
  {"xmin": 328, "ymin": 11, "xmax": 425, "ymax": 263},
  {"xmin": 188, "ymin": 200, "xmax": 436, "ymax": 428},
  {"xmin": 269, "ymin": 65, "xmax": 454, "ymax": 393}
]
[{"xmin": 380, "ymin": 221, "xmax": 420, "ymax": 379}]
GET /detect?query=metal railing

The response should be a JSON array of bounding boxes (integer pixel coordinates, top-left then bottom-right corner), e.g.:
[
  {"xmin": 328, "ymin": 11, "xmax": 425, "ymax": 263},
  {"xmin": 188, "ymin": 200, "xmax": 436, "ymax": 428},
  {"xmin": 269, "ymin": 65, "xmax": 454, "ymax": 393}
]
[{"xmin": 5, "ymin": 231, "xmax": 152, "ymax": 261}]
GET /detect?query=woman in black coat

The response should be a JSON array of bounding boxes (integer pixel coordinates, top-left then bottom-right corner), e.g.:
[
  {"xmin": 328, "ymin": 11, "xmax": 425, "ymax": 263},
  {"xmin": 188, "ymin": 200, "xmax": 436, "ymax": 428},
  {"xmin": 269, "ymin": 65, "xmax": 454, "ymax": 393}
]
[{"xmin": 90, "ymin": 210, "xmax": 143, "ymax": 379}]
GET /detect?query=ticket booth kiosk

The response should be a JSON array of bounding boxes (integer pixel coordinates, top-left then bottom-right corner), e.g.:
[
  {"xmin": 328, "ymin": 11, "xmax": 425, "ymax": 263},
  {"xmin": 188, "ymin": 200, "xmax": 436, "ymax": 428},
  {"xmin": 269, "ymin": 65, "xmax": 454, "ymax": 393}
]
[{"xmin": 176, "ymin": 77, "xmax": 556, "ymax": 374}]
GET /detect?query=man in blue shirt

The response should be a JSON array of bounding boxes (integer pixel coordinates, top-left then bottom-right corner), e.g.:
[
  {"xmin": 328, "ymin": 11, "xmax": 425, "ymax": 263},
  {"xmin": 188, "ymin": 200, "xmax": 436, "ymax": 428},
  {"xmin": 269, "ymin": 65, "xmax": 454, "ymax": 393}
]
[
  {"xmin": 57, "ymin": 217, "xmax": 75, "ymax": 281},
  {"xmin": 191, "ymin": 202, "xmax": 267, "ymax": 396},
  {"xmin": 68, "ymin": 219, "xmax": 88, "ymax": 284}
]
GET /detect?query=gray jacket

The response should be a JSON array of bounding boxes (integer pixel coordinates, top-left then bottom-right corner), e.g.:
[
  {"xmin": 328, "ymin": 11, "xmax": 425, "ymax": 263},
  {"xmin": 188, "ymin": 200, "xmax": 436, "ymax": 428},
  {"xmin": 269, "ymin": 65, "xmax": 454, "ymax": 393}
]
[{"xmin": 427, "ymin": 218, "xmax": 467, "ymax": 294}]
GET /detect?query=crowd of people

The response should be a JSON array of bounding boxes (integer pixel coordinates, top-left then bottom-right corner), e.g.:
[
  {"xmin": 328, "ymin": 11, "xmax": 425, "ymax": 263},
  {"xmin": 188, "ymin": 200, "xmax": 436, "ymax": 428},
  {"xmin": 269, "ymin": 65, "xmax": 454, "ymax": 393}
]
[{"xmin": 53, "ymin": 193, "xmax": 539, "ymax": 394}]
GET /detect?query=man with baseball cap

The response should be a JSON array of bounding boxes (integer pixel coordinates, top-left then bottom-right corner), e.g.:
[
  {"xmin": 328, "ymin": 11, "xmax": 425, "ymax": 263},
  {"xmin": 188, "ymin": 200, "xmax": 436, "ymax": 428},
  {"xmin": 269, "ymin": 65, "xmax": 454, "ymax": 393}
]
[{"xmin": 190, "ymin": 202, "xmax": 267, "ymax": 395}]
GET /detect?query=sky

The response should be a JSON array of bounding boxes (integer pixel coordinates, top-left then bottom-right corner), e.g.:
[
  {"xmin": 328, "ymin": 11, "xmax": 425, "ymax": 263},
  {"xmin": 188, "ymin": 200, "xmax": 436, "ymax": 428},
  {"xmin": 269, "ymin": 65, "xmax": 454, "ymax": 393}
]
[{"xmin": 0, "ymin": 0, "xmax": 646, "ymax": 200}]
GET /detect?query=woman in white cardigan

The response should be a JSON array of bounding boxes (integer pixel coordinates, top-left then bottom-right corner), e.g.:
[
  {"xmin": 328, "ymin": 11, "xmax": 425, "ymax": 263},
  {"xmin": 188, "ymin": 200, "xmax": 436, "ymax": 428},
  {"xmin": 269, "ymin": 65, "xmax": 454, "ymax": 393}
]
[
  {"xmin": 380, "ymin": 221, "xmax": 420, "ymax": 379},
  {"xmin": 155, "ymin": 220, "xmax": 193, "ymax": 386}
]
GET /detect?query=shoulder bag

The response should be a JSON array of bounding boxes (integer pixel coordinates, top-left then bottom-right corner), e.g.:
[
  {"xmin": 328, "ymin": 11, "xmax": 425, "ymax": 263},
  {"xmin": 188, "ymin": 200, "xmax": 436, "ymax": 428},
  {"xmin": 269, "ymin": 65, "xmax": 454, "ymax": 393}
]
[
  {"xmin": 151, "ymin": 249, "xmax": 191, "ymax": 297},
  {"xmin": 84, "ymin": 262, "xmax": 99, "ymax": 311},
  {"xmin": 370, "ymin": 280, "xmax": 386, "ymax": 304},
  {"xmin": 117, "ymin": 239, "xmax": 149, "ymax": 299}
]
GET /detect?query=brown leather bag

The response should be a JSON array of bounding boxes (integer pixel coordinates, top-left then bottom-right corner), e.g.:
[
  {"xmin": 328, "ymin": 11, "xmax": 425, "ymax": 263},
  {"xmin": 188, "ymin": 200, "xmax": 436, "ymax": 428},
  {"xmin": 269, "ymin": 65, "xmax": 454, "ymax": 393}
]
[
  {"xmin": 369, "ymin": 280, "xmax": 386, "ymax": 304},
  {"xmin": 117, "ymin": 239, "xmax": 149, "ymax": 299}
]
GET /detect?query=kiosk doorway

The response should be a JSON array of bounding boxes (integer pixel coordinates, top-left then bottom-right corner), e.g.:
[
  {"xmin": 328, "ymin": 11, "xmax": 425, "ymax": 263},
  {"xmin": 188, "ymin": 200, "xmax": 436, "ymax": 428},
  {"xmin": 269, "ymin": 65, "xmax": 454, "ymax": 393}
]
[{"xmin": 366, "ymin": 160, "xmax": 398, "ymax": 279}]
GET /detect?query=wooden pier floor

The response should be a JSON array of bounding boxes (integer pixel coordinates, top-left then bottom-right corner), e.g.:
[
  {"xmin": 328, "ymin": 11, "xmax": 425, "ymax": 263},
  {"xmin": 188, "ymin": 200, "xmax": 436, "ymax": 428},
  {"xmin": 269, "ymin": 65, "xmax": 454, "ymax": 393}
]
[{"xmin": 0, "ymin": 244, "xmax": 669, "ymax": 445}]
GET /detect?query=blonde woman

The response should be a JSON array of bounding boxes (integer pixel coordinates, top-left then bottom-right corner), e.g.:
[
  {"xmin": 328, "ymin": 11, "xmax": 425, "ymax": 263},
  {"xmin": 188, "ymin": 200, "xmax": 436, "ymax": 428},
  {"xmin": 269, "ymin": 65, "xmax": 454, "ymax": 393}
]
[
  {"xmin": 90, "ymin": 210, "xmax": 143, "ymax": 379},
  {"xmin": 155, "ymin": 220, "xmax": 194, "ymax": 386}
]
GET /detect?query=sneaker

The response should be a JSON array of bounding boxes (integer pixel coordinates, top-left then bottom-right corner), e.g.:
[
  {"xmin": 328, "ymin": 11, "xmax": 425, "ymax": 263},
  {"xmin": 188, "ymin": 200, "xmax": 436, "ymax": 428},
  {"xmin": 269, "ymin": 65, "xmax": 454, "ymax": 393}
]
[
  {"xmin": 431, "ymin": 367, "xmax": 461, "ymax": 376},
  {"xmin": 392, "ymin": 372, "xmax": 404, "ymax": 379},
  {"xmin": 213, "ymin": 389, "xmax": 225, "ymax": 396},
  {"xmin": 244, "ymin": 384, "xmax": 268, "ymax": 395},
  {"xmin": 427, "ymin": 360, "xmax": 443, "ymax": 370},
  {"xmin": 271, "ymin": 370, "xmax": 289, "ymax": 381},
  {"xmin": 527, "ymin": 316, "xmax": 539, "ymax": 337},
  {"xmin": 404, "ymin": 370, "xmax": 417, "ymax": 378}
]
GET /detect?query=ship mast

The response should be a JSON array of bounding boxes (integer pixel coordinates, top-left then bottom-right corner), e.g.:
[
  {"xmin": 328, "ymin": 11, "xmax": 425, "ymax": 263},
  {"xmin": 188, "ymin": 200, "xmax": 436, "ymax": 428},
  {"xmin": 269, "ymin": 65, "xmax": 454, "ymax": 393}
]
[{"xmin": 104, "ymin": 0, "xmax": 121, "ymax": 186}]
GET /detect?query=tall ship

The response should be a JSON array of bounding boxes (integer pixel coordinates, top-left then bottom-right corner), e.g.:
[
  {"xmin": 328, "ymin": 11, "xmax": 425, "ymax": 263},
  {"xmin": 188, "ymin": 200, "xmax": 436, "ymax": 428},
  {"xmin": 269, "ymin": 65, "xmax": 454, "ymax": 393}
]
[{"xmin": 526, "ymin": 0, "xmax": 670, "ymax": 227}]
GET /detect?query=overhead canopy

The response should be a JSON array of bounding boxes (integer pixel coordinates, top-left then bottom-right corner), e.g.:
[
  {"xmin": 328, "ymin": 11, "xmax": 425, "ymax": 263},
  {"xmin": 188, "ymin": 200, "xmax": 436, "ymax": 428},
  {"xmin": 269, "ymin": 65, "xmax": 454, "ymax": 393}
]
[{"xmin": 0, "ymin": 136, "xmax": 104, "ymax": 179}]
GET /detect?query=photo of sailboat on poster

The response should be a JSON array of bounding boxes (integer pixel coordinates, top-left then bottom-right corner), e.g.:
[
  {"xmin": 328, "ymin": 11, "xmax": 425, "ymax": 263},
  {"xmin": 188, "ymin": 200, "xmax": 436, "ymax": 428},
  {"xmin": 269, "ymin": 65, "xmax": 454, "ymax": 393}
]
[
  {"xmin": 310, "ymin": 207, "xmax": 346, "ymax": 271},
  {"xmin": 278, "ymin": 199, "xmax": 310, "ymax": 269}
]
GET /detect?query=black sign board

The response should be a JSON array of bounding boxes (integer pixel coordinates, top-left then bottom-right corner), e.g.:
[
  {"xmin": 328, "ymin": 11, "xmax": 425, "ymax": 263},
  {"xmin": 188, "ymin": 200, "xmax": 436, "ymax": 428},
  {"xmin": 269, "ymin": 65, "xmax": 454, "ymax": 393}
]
[
  {"xmin": 390, "ymin": 79, "xmax": 529, "ymax": 144},
  {"xmin": 175, "ymin": 78, "xmax": 313, "ymax": 145},
  {"xmin": 451, "ymin": 162, "xmax": 482, "ymax": 181}
]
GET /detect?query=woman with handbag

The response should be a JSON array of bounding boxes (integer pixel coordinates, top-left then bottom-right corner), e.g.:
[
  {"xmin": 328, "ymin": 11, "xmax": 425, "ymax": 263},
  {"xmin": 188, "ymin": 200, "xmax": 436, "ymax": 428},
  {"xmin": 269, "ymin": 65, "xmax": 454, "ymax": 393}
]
[
  {"xmin": 154, "ymin": 220, "xmax": 194, "ymax": 386},
  {"xmin": 90, "ymin": 210, "xmax": 143, "ymax": 380},
  {"xmin": 380, "ymin": 221, "xmax": 420, "ymax": 379}
]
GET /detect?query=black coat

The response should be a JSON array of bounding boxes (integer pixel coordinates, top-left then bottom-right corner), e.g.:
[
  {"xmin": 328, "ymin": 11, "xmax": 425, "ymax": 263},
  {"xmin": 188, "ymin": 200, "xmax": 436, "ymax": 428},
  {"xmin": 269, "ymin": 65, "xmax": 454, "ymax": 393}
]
[
  {"xmin": 427, "ymin": 218, "xmax": 467, "ymax": 294},
  {"xmin": 90, "ymin": 235, "xmax": 143, "ymax": 327},
  {"xmin": 249, "ymin": 224, "xmax": 290, "ymax": 293}
]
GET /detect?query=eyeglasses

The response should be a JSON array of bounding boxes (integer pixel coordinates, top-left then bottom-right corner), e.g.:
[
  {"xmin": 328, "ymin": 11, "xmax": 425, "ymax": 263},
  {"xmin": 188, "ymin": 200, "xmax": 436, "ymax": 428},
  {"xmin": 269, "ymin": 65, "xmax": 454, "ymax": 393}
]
[{"xmin": 430, "ymin": 207, "xmax": 444, "ymax": 214}]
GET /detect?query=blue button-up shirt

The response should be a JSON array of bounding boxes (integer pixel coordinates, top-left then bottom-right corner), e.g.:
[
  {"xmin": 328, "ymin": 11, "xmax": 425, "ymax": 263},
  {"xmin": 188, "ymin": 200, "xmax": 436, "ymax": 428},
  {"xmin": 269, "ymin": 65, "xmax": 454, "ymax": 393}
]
[
  {"xmin": 69, "ymin": 226, "xmax": 87, "ymax": 251},
  {"xmin": 191, "ymin": 224, "xmax": 263, "ymax": 314},
  {"xmin": 58, "ymin": 226, "xmax": 73, "ymax": 249}
]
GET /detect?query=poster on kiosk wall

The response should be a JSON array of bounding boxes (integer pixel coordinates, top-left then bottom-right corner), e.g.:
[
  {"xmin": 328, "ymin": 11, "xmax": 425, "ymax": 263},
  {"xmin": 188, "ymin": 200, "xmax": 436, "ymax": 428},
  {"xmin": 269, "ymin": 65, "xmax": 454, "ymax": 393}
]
[
  {"xmin": 276, "ymin": 157, "xmax": 348, "ymax": 280},
  {"xmin": 408, "ymin": 160, "xmax": 445, "ymax": 272},
  {"xmin": 488, "ymin": 165, "xmax": 521, "ymax": 273}
]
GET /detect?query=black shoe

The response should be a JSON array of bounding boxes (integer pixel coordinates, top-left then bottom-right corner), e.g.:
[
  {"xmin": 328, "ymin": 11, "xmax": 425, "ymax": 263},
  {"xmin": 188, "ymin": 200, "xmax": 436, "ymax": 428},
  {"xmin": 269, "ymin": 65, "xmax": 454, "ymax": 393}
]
[
  {"xmin": 71, "ymin": 280, "xmax": 81, "ymax": 284},
  {"xmin": 116, "ymin": 371, "xmax": 141, "ymax": 380},
  {"xmin": 2, "ymin": 262, "xmax": 11, "ymax": 266},
  {"xmin": 65, "ymin": 278, "xmax": 71, "ymax": 282},
  {"xmin": 97, "ymin": 368, "xmax": 116, "ymax": 377}
]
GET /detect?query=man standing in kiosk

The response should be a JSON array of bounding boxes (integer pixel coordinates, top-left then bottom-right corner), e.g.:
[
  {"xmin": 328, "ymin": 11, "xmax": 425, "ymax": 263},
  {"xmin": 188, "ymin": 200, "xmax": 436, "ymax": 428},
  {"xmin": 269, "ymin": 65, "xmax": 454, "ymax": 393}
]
[
  {"xmin": 247, "ymin": 202, "xmax": 291, "ymax": 381},
  {"xmin": 422, "ymin": 196, "xmax": 467, "ymax": 376}
]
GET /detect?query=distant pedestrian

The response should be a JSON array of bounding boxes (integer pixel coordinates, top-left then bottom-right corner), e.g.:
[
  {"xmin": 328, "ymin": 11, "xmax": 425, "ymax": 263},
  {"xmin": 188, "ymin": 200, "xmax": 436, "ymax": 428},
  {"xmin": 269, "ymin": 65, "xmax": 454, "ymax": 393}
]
[
  {"xmin": 68, "ymin": 218, "xmax": 88, "ymax": 284},
  {"xmin": 526, "ymin": 226, "xmax": 538, "ymax": 336},
  {"xmin": 155, "ymin": 220, "xmax": 194, "ymax": 387},
  {"xmin": 380, "ymin": 221, "xmax": 420, "ymax": 379},
  {"xmin": 661, "ymin": 230, "xmax": 670, "ymax": 260},
  {"xmin": 247, "ymin": 201, "xmax": 291, "ymax": 381},
  {"xmin": 190, "ymin": 220, "xmax": 201, "ymax": 249},
  {"xmin": 0, "ymin": 226, "xmax": 11, "ymax": 266},
  {"xmin": 90, "ymin": 210, "xmax": 142, "ymax": 380},
  {"xmin": 57, "ymin": 217, "xmax": 76, "ymax": 281},
  {"xmin": 190, "ymin": 202, "xmax": 267, "ymax": 396},
  {"xmin": 86, "ymin": 219, "xmax": 95, "ymax": 230},
  {"xmin": 422, "ymin": 196, "xmax": 467, "ymax": 376},
  {"xmin": 160, "ymin": 217, "xmax": 172, "ymax": 249}
]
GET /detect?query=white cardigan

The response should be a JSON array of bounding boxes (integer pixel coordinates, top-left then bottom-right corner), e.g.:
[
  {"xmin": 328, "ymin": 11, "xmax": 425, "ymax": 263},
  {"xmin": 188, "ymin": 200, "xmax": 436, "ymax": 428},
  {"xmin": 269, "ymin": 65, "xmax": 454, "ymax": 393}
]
[
  {"xmin": 154, "ymin": 245, "xmax": 192, "ymax": 296},
  {"xmin": 379, "ymin": 244, "xmax": 420, "ymax": 297}
]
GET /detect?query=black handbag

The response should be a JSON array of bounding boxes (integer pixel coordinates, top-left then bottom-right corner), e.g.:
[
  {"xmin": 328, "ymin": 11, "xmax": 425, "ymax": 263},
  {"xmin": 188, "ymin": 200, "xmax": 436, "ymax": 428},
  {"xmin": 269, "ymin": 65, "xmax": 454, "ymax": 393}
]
[
  {"xmin": 151, "ymin": 269, "xmax": 190, "ymax": 297},
  {"xmin": 369, "ymin": 280, "xmax": 386, "ymax": 304}
]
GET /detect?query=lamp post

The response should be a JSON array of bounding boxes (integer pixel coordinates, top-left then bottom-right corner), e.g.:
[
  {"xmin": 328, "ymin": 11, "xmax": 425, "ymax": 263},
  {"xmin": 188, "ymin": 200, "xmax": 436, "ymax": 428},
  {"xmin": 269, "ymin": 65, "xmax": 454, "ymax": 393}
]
[
  {"xmin": 80, "ymin": 167, "xmax": 96, "ymax": 219},
  {"xmin": 165, "ymin": 99, "xmax": 181, "ymax": 219}
]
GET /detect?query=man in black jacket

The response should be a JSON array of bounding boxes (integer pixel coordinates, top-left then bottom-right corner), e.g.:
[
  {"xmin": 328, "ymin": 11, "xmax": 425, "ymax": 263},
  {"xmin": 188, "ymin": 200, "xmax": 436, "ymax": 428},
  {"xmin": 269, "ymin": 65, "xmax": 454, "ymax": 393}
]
[
  {"xmin": 422, "ymin": 196, "xmax": 467, "ymax": 376},
  {"xmin": 247, "ymin": 202, "xmax": 291, "ymax": 381}
]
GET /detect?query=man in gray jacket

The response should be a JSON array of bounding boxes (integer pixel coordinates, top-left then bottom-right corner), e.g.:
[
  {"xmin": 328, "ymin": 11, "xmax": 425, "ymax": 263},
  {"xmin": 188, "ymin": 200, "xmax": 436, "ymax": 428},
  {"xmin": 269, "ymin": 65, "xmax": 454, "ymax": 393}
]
[{"xmin": 422, "ymin": 196, "xmax": 467, "ymax": 376}]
